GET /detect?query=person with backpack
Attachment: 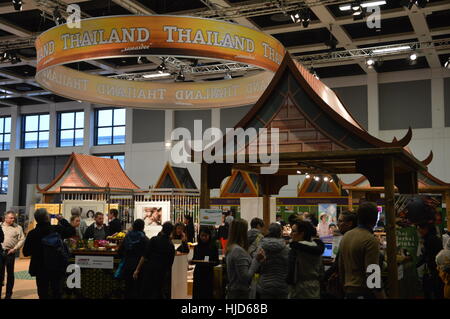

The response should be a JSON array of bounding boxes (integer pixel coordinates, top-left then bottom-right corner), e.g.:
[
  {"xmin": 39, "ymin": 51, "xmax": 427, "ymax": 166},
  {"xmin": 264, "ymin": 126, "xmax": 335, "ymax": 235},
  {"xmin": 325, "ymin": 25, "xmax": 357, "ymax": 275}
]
[
  {"xmin": 22, "ymin": 208, "xmax": 75, "ymax": 299},
  {"xmin": 118, "ymin": 219, "xmax": 148, "ymax": 299}
]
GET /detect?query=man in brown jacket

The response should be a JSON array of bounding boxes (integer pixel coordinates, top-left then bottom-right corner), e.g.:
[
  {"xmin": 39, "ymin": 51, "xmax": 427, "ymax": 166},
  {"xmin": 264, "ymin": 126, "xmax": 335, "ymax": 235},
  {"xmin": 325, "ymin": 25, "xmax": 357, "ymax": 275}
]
[{"xmin": 339, "ymin": 202, "xmax": 386, "ymax": 299}]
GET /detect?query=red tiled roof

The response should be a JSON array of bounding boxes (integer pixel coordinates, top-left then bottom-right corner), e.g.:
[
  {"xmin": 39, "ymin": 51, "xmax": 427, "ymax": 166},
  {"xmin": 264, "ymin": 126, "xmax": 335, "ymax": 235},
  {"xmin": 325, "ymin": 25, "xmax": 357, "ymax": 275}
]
[{"xmin": 39, "ymin": 153, "xmax": 140, "ymax": 192}]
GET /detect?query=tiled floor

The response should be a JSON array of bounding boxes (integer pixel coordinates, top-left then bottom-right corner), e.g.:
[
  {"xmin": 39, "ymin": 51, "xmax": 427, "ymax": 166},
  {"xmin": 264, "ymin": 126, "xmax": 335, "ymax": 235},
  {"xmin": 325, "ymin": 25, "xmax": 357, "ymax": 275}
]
[{"xmin": 1, "ymin": 258, "xmax": 38, "ymax": 299}]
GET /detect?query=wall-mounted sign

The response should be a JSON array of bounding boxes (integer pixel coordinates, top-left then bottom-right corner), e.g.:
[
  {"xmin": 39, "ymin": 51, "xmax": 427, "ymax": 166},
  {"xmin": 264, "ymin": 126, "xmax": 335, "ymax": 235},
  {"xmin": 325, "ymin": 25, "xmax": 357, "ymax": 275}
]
[
  {"xmin": 199, "ymin": 209, "xmax": 222, "ymax": 226},
  {"xmin": 35, "ymin": 15, "xmax": 286, "ymax": 109}
]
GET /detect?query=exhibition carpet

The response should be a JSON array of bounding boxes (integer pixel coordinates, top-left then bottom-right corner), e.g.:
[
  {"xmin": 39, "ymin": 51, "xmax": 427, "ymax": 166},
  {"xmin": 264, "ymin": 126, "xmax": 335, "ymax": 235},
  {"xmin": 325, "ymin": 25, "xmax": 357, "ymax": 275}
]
[{"xmin": 1, "ymin": 258, "xmax": 38, "ymax": 299}]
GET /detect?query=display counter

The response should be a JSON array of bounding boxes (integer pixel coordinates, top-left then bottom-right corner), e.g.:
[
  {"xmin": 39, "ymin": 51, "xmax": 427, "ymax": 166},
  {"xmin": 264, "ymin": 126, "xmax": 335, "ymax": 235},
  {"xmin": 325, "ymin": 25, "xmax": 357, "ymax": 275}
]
[
  {"xmin": 66, "ymin": 249, "xmax": 124, "ymax": 299},
  {"xmin": 172, "ymin": 252, "xmax": 188, "ymax": 299}
]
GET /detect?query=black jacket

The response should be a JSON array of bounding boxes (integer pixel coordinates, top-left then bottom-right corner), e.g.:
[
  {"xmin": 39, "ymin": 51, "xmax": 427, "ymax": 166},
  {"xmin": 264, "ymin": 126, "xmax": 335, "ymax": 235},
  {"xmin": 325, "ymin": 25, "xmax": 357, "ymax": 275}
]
[
  {"xmin": 108, "ymin": 218, "xmax": 122, "ymax": 235},
  {"xmin": 0, "ymin": 225, "xmax": 4, "ymax": 245},
  {"xmin": 22, "ymin": 219, "xmax": 75, "ymax": 276},
  {"xmin": 172, "ymin": 234, "xmax": 189, "ymax": 253},
  {"xmin": 192, "ymin": 241, "xmax": 219, "ymax": 299},
  {"xmin": 118, "ymin": 230, "xmax": 148, "ymax": 279},
  {"xmin": 287, "ymin": 239, "xmax": 325, "ymax": 285},
  {"xmin": 185, "ymin": 222, "xmax": 195, "ymax": 243},
  {"xmin": 83, "ymin": 223, "xmax": 109, "ymax": 240}
]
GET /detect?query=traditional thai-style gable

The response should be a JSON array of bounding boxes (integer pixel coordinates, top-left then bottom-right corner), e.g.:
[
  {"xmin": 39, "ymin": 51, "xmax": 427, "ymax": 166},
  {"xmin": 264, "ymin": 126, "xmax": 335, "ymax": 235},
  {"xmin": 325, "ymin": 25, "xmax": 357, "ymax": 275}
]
[
  {"xmin": 154, "ymin": 162, "xmax": 197, "ymax": 189},
  {"xmin": 297, "ymin": 174, "xmax": 346, "ymax": 197},
  {"xmin": 38, "ymin": 153, "xmax": 140, "ymax": 193},
  {"xmin": 220, "ymin": 170, "xmax": 258, "ymax": 197},
  {"xmin": 218, "ymin": 54, "xmax": 412, "ymax": 156}
]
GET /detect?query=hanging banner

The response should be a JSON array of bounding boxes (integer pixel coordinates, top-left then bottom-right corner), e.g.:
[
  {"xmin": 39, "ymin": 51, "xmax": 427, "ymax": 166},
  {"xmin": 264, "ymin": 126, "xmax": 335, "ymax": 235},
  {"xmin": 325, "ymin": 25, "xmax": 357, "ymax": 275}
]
[{"xmin": 35, "ymin": 15, "xmax": 286, "ymax": 109}]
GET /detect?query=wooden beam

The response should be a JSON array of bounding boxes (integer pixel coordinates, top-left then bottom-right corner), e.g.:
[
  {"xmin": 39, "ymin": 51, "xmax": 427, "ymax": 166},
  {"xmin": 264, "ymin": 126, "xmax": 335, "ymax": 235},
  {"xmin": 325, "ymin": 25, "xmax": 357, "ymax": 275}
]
[
  {"xmin": 348, "ymin": 190, "xmax": 353, "ymax": 211},
  {"xmin": 384, "ymin": 156, "xmax": 399, "ymax": 299},
  {"xmin": 200, "ymin": 162, "xmax": 210, "ymax": 209}
]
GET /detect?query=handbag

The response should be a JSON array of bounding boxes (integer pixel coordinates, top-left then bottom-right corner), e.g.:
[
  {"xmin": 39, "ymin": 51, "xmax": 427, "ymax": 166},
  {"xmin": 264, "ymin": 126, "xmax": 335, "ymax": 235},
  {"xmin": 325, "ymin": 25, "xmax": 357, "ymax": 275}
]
[{"xmin": 114, "ymin": 259, "xmax": 125, "ymax": 279}]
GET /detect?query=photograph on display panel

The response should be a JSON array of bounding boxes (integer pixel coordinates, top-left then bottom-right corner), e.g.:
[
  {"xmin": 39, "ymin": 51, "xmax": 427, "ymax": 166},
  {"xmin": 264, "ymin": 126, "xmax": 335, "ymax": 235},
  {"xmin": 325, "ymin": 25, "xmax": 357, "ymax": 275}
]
[
  {"xmin": 62, "ymin": 200, "xmax": 106, "ymax": 227},
  {"xmin": 317, "ymin": 203, "xmax": 337, "ymax": 239},
  {"xmin": 134, "ymin": 201, "xmax": 171, "ymax": 239}
]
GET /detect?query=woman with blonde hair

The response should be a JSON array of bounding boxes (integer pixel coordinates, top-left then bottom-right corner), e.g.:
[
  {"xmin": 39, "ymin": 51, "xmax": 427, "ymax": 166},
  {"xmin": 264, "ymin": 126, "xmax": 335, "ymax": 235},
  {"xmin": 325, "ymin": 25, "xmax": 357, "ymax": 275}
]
[{"xmin": 225, "ymin": 218, "xmax": 265, "ymax": 299}]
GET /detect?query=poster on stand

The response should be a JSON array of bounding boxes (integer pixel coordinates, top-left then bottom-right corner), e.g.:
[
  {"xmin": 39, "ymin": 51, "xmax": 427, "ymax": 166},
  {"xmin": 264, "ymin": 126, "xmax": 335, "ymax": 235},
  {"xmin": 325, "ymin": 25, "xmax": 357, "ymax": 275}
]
[
  {"xmin": 34, "ymin": 204, "xmax": 61, "ymax": 226},
  {"xmin": 317, "ymin": 203, "xmax": 337, "ymax": 238},
  {"xmin": 135, "ymin": 201, "xmax": 171, "ymax": 239},
  {"xmin": 62, "ymin": 200, "xmax": 106, "ymax": 227},
  {"xmin": 199, "ymin": 209, "xmax": 222, "ymax": 226}
]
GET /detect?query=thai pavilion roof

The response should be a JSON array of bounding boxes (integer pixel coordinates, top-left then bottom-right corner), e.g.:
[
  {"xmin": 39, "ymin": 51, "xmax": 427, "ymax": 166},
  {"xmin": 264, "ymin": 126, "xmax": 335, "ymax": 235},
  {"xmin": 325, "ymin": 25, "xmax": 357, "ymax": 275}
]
[
  {"xmin": 217, "ymin": 54, "xmax": 413, "ymax": 155},
  {"xmin": 38, "ymin": 153, "xmax": 140, "ymax": 193}
]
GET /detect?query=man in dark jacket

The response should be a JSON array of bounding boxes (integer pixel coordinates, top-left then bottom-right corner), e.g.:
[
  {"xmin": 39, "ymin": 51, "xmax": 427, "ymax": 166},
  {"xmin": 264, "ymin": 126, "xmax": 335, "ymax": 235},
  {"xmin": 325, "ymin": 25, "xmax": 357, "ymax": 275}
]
[
  {"xmin": 134, "ymin": 222, "xmax": 175, "ymax": 299},
  {"xmin": 107, "ymin": 209, "xmax": 122, "ymax": 236},
  {"xmin": 22, "ymin": 209, "xmax": 75, "ymax": 299},
  {"xmin": 184, "ymin": 215, "xmax": 195, "ymax": 243},
  {"xmin": 83, "ymin": 212, "xmax": 109, "ymax": 240}
]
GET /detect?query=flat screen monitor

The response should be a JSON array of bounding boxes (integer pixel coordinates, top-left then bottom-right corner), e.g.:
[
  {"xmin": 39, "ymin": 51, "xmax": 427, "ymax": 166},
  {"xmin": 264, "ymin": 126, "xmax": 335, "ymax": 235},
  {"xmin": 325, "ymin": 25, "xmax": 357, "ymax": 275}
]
[{"xmin": 323, "ymin": 243, "xmax": 333, "ymax": 258}]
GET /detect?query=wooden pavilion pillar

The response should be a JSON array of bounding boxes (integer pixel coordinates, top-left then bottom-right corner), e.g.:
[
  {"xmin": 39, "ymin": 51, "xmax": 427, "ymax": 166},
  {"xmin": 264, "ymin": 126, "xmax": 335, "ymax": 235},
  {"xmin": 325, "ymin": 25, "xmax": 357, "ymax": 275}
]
[
  {"xmin": 200, "ymin": 161, "xmax": 210, "ymax": 209},
  {"xmin": 348, "ymin": 190, "xmax": 353, "ymax": 211},
  {"xmin": 384, "ymin": 156, "xmax": 399, "ymax": 298},
  {"xmin": 445, "ymin": 191, "xmax": 450, "ymax": 231},
  {"xmin": 259, "ymin": 175, "xmax": 271, "ymax": 227}
]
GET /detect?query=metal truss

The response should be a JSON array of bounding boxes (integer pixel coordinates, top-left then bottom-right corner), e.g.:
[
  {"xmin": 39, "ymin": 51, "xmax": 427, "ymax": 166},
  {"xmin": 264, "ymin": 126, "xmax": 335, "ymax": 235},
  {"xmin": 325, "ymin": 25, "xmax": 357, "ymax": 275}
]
[
  {"xmin": 109, "ymin": 62, "xmax": 258, "ymax": 81},
  {"xmin": 0, "ymin": 37, "xmax": 36, "ymax": 51},
  {"xmin": 195, "ymin": 0, "xmax": 356, "ymax": 20},
  {"xmin": 34, "ymin": 0, "xmax": 91, "ymax": 19},
  {"xmin": 297, "ymin": 38, "xmax": 450, "ymax": 65}
]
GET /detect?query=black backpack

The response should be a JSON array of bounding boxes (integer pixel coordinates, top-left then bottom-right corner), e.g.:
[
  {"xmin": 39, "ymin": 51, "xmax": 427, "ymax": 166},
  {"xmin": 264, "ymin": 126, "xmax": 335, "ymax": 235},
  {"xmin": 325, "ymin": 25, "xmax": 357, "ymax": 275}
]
[{"xmin": 41, "ymin": 232, "xmax": 70, "ymax": 272}]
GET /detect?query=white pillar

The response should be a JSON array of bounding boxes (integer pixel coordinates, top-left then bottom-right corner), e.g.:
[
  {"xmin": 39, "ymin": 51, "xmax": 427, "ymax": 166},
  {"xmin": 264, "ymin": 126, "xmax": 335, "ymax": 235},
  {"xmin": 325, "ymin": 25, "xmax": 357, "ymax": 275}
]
[
  {"xmin": 48, "ymin": 103, "xmax": 57, "ymax": 149},
  {"xmin": 431, "ymin": 72, "xmax": 445, "ymax": 129},
  {"xmin": 164, "ymin": 110, "xmax": 174, "ymax": 162},
  {"xmin": 367, "ymin": 73, "xmax": 379, "ymax": 137},
  {"xmin": 211, "ymin": 108, "xmax": 220, "ymax": 129},
  {"xmin": 82, "ymin": 103, "xmax": 93, "ymax": 153}
]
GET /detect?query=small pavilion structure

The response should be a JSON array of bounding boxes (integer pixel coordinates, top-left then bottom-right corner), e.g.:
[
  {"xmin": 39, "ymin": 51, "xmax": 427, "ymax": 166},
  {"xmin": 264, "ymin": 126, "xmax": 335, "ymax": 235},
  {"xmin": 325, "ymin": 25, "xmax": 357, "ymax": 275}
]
[
  {"xmin": 197, "ymin": 54, "xmax": 427, "ymax": 298},
  {"xmin": 38, "ymin": 153, "xmax": 140, "ymax": 203},
  {"xmin": 154, "ymin": 162, "xmax": 197, "ymax": 190},
  {"xmin": 220, "ymin": 170, "xmax": 259, "ymax": 197}
]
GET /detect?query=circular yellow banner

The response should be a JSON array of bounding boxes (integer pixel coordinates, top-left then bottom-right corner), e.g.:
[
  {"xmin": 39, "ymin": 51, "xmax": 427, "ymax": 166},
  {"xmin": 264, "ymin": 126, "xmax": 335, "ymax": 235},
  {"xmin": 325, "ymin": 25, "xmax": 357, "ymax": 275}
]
[{"xmin": 35, "ymin": 15, "xmax": 286, "ymax": 109}]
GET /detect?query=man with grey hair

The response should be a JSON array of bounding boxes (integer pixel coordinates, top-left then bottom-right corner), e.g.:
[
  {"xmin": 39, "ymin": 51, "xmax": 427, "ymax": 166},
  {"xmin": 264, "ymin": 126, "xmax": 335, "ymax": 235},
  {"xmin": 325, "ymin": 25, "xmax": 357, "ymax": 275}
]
[
  {"xmin": 23, "ymin": 208, "xmax": 74, "ymax": 299},
  {"xmin": 0, "ymin": 211, "xmax": 25, "ymax": 299}
]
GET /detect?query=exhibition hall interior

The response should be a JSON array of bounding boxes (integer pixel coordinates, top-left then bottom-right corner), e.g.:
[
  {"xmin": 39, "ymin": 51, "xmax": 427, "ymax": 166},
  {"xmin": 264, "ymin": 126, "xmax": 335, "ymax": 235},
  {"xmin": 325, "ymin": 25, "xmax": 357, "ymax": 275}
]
[{"xmin": 0, "ymin": 0, "xmax": 449, "ymax": 301}]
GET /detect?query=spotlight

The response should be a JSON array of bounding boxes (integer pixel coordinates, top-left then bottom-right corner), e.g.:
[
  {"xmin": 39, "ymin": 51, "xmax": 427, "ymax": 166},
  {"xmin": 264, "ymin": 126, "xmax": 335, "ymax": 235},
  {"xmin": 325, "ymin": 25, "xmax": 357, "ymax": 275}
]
[
  {"xmin": 156, "ymin": 61, "xmax": 167, "ymax": 72},
  {"xmin": 290, "ymin": 8, "xmax": 310, "ymax": 28},
  {"xmin": 409, "ymin": 52, "xmax": 418, "ymax": 65},
  {"xmin": 305, "ymin": 173, "xmax": 311, "ymax": 179},
  {"xmin": 176, "ymin": 70, "xmax": 185, "ymax": 82},
  {"xmin": 224, "ymin": 72, "xmax": 232, "ymax": 80},
  {"xmin": 415, "ymin": 0, "xmax": 428, "ymax": 8},
  {"xmin": 53, "ymin": 7, "xmax": 65, "ymax": 25},
  {"xmin": 314, "ymin": 176, "xmax": 320, "ymax": 181},
  {"xmin": 12, "ymin": 0, "xmax": 22, "ymax": 11},
  {"xmin": 10, "ymin": 53, "xmax": 21, "ymax": 64},
  {"xmin": 444, "ymin": 57, "xmax": 450, "ymax": 69},
  {"xmin": 296, "ymin": 170, "xmax": 301, "ymax": 174},
  {"xmin": 309, "ymin": 67, "xmax": 319, "ymax": 79},
  {"xmin": 323, "ymin": 176, "xmax": 329, "ymax": 182},
  {"xmin": 366, "ymin": 58, "xmax": 375, "ymax": 68},
  {"xmin": 137, "ymin": 56, "xmax": 150, "ymax": 64}
]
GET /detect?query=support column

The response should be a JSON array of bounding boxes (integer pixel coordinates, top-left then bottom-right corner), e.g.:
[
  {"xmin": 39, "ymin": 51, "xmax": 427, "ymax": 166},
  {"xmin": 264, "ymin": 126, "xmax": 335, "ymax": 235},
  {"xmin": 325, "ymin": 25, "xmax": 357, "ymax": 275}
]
[
  {"xmin": 200, "ymin": 161, "xmax": 210, "ymax": 209},
  {"xmin": 367, "ymin": 73, "xmax": 379, "ymax": 137},
  {"xmin": 384, "ymin": 156, "xmax": 399, "ymax": 298}
]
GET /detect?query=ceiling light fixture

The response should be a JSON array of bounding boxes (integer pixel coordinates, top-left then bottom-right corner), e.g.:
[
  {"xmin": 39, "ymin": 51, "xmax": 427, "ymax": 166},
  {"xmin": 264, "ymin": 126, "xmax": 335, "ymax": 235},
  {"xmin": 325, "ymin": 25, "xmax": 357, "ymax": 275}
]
[
  {"xmin": 444, "ymin": 57, "xmax": 450, "ymax": 69},
  {"xmin": 305, "ymin": 173, "xmax": 310, "ymax": 179},
  {"xmin": 176, "ymin": 69, "xmax": 185, "ymax": 82},
  {"xmin": 323, "ymin": 176, "xmax": 330, "ymax": 182},
  {"xmin": 156, "ymin": 61, "xmax": 167, "ymax": 73},
  {"xmin": 53, "ymin": 7, "xmax": 65, "ymax": 25},
  {"xmin": 142, "ymin": 72, "xmax": 171, "ymax": 78},
  {"xmin": 224, "ymin": 72, "xmax": 232, "ymax": 80},
  {"xmin": 372, "ymin": 45, "xmax": 411, "ymax": 54},
  {"xmin": 314, "ymin": 176, "xmax": 321, "ymax": 181},
  {"xmin": 296, "ymin": 170, "xmax": 301, "ymax": 174},
  {"xmin": 340, "ymin": 0, "xmax": 386, "ymax": 10},
  {"xmin": 137, "ymin": 56, "xmax": 150, "ymax": 64}
]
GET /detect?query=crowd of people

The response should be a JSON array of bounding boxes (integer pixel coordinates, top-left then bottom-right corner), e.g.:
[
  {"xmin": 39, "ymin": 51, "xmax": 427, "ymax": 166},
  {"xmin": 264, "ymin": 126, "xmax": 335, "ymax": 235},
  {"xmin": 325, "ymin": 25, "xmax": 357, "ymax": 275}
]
[{"xmin": 1, "ymin": 199, "xmax": 449, "ymax": 299}]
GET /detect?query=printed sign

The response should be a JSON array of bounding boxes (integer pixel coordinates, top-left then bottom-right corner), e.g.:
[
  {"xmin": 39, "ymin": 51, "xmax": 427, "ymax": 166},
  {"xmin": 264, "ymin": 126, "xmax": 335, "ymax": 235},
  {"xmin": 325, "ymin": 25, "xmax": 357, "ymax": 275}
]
[
  {"xmin": 199, "ymin": 209, "xmax": 222, "ymax": 226},
  {"xmin": 75, "ymin": 255, "xmax": 114, "ymax": 269},
  {"xmin": 35, "ymin": 15, "xmax": 285, "ymax": 109}
]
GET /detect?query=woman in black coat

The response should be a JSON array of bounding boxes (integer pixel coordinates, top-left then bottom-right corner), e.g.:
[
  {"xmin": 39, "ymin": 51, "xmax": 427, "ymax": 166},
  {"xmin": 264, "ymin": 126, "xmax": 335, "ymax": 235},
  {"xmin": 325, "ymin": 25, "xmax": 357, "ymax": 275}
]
[
  {"xmin": 118, "ymin": 219, "xmax": 148, "ymax": 299},
  {"xmin": 192, "ymin": 227, "xmax": 219, "ymax": 299},
  {"xmin": 171, "ymin": 222, "xmax": 190, "ymax": 254}
]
